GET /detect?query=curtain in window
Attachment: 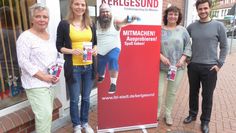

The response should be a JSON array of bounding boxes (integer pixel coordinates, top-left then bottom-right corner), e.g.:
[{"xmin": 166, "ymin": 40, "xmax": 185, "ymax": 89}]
[{"xmin": 0, "ymin": 0, "xmax": 36, "ymax": 109}]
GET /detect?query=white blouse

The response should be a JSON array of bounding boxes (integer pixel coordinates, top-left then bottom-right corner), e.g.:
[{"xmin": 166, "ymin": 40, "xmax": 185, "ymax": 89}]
[{"xmin": 16, "ymin": 30, "xmax": 57, "ymax": 89}]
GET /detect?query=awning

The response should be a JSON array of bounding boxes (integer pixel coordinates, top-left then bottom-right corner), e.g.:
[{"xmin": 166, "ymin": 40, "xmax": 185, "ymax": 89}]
[{"xmin": 224, "ymin": 15, "xmax": 234, "ymax": 20}]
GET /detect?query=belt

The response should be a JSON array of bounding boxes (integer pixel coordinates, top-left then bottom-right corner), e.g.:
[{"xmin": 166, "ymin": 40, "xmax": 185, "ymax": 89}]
[{"xmin": 73, "ymin": 64, "xmax": 92, "ymax": 68}]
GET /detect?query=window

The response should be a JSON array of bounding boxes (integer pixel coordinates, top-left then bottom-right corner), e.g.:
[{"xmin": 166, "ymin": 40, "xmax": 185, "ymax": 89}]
[
  {"xmin": 216, "ymin": 11, "xmax": 218, "ymax": 17},
  {"xmin": 0, "ymin": 0, "xmax": 36, "ymax": 109}
]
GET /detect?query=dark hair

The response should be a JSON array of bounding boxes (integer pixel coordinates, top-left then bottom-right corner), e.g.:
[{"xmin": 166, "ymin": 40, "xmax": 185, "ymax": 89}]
[
  {"xmin": 163, "ymin": 6, "xmax": 182, "ymax": 25},
  {"xmin": 196, "ymin": 0, "xmax": 212, "ymax": 9}
]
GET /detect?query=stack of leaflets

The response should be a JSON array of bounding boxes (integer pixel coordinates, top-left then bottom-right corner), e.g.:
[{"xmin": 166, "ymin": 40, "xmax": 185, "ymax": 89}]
[
  {"xmin": 167, "ymin": 65, "xmax": 177, "ymax": 81},
  {"xmin": 48, "ymin": 58, "xmax": 65, "ymax": 77},
  {"xmin": 82, "ymin": 42, "xmax": 93, "ymax": 63}
]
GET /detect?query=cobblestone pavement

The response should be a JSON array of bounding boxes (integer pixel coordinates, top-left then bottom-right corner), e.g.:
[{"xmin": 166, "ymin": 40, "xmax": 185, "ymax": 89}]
[{"xmin": 55, "ymin": 43, "xmax": 236, "ymax": 133}]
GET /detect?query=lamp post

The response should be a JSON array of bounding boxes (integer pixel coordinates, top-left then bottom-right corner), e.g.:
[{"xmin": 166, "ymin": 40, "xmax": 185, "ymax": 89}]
[{"xmin": 228, "ymin": 4, "xmax": 236, "ymax": 54}]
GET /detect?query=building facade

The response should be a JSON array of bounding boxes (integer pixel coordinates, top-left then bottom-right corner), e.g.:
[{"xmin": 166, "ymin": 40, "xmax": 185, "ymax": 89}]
[
  {"xmin": 211, "ymin": 0, "xmax": 236, "ymax": 20},
  {"xmin": 0, "ymin": 0, "xmax": 189, "ymax": 132},
  {"xmin": 211, "ymin": 0, "xmax": 236, "ymax": 29}
]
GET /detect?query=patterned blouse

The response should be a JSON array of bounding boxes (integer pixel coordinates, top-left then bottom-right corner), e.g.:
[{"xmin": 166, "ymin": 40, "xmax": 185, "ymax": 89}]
[
  {"xmin": 160, "ymin": 25, "xmax": 192, "ymax": 71},
  {"xmin": 16, "ymin": 30, "xmax": 57, "ymax": 89}
]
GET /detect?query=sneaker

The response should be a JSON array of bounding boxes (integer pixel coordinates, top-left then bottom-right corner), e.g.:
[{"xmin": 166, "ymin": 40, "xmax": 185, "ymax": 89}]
[
  {"xmin": 164, "ymin": 115, "xmax": 173, "ymax": 126},
  {"xmin": 108, "ymin": 83, "xmax": 116, "ymax": 94},
  {"xmin": 74, "ymin": 125, "xmax": 82, "ymax": 133},
  {"xmin": 82, "ymin": 123, "xmax": 94, "ymax": 133},
  {"xmin": 97, "ymin": 76, "xmax": 104, "ymax": 83}
]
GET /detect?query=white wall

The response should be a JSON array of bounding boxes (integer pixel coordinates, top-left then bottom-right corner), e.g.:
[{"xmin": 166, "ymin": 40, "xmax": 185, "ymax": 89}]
[
  {"xmin": 38, "ymin": 0, "xmax": 69, "ymax": 112},
  {"xmin": 45, "ymin": 0, "xmax": 70, "ymax": 112},
  {"xmin": 186, "ymin": 0, "xmax": 199, "ymax": 27}
]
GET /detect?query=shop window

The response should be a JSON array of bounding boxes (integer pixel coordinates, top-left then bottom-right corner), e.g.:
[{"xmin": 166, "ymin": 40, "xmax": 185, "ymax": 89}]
[{"xmin": 0, "ymin": 0, "xmax": 36, "ymax": 109}]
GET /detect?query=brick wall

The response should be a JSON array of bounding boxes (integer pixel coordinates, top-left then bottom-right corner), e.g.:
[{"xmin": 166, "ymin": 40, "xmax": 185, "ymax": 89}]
[
  {"xmin": 162, "ymin": 0, "xmax": 185, "ymax": 25},
  {"xmin": 0, "ymin": 98, "xmax": 62, "ymax": 133},
  {"xmin": 163, "ymin": 0, "xmax": 185, "ymax": 12}
]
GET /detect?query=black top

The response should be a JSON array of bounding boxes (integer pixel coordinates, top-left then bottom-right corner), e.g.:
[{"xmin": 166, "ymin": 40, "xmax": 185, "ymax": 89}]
[{"xmin": 56, "ymin": 20, "xmax": 97, "ymax": 81}]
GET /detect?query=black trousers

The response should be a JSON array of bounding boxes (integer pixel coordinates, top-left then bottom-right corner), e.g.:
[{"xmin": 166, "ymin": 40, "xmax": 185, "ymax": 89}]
[{"xmin": 187, "ymin": 62, "xmax": 217, "ymax": 123}]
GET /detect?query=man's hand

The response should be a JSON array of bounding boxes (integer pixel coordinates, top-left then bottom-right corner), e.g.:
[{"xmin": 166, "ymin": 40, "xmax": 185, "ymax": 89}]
[
  {"xmin": 127, "ymin": 15, "xmax": 140, "ymax": 23},
  {"xmin": 210, "ymin": 65, "xmax": 220, "ymax": 72}
]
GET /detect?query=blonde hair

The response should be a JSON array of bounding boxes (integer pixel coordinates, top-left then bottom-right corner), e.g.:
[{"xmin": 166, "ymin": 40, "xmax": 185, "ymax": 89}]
[{"xmin": 66, "ymin": 0, "xmax": 91, "ymax": 29}]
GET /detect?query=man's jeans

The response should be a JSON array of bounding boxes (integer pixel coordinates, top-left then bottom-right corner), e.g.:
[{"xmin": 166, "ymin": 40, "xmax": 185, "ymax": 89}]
[
  {"xmin": 97, "ymin": 48, "xmax": 120, "ymax": 76},
  {"xmin": 187, "ymin": 62, "xmax": 217, "ymax": 123},
  {"xmin": 68, "ymin": 65, "xmax": 93, "ymax": 127}
]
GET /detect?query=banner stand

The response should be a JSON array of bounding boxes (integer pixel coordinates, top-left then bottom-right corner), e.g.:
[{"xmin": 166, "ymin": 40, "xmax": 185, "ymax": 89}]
[
  {"xmin": 97, "ymin": 123, "xmax": 158, "ymax": 133},
  {"xmin": 97, "ymin": 1, "xmax": 162, "ymax": 132}
]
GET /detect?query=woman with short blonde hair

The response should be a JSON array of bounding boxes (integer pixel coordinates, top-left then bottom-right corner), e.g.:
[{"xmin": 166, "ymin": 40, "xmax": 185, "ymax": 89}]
[{"xmin": 17, "ymin": 3, "xmax": 59, "ymax": 133}]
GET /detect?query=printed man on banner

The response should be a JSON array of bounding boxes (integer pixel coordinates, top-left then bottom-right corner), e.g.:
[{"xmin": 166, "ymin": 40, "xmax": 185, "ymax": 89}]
[{"xmin": 96, "ymin": 3, "xmax": 139, "ymax": 94}]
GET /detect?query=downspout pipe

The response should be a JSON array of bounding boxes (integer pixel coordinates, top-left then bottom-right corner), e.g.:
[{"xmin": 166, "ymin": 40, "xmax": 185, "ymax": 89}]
[{"xmin": 183, "ymin": 0, "xmax": 189, "ymax": 27}]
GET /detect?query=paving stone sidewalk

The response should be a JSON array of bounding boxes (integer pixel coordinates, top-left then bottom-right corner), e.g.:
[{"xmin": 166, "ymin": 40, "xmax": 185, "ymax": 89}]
[{"xmin": 55, "ymin": 52, "xmax": 236, "ymax": 133}]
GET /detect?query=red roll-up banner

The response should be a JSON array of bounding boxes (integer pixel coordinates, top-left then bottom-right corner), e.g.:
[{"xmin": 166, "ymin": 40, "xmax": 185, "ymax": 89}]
[{"xmin": 97, "ymin": 0, "xmax": 162, "ymax": 132}]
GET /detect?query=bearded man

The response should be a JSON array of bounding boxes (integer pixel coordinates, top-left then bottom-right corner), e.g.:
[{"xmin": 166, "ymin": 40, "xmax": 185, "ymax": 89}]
[{"xmin": 96, "ymin": 3, "xmax": 137, "ymax": 94}]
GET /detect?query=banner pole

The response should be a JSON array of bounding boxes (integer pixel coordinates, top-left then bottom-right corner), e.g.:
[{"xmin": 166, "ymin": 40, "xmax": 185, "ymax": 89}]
[
  {"xmin": 229, "ymin": 5, "xmax": 236, "ymax": 54},
  {"xmin": 97, "ymin": 123, "xmax": 158, "ymax": 133}
]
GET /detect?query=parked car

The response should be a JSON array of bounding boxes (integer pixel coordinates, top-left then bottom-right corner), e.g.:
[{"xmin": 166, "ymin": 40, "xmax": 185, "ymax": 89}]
[{"xmin": 227, "ymin": 28, "xmax": 236, "ymax": 38}]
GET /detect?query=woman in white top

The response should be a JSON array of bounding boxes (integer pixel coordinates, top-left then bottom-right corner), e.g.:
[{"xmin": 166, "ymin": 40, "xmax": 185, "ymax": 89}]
[{"xmin": 16, "ymin": 3, "xmax": 59, "ymax": 133}]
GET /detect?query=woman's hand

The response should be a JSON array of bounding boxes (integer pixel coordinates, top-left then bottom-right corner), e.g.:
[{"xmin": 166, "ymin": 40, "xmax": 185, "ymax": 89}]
[
  {"xmin": 92, "ymin": 46, "xmax": 97, "ymax": 56},
  {"xmin": 42, "ymin": 74, "xmax": 60, "ymax": 84},
  {"xmin": 60, "ymin": 47, "xmax": 82, "ymax": 55},
  {"xmin": 71, "ymin": 49, "xmax": 83, "ymax": 55},
  {"xmin": 160, "ymin": 54, "xmax": 171, "ymax": 66},
  {"xmin": 52, "ymin": 76, "xmax": 60, "ymax": 84},
  {"xmin": 41, "ymin": 74, "xmax": 55, "ymax": 83},
  {"xmin": 176, "ymin": 55, "xmax": 187, "ymax": 68},
  {"xmin": 34, "ymin": 71, "xmax": 59, "ymax": 84}
]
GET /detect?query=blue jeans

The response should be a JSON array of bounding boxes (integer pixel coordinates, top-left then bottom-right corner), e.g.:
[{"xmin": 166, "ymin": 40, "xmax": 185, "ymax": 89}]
[{"xmin": 68, "ymin": 65, "xmax": 93, "ymax": 127}]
